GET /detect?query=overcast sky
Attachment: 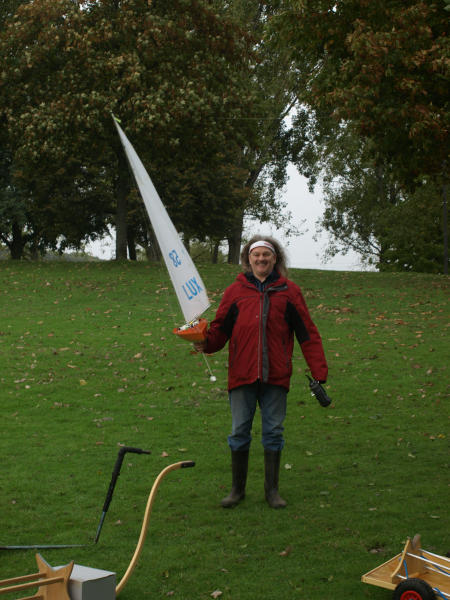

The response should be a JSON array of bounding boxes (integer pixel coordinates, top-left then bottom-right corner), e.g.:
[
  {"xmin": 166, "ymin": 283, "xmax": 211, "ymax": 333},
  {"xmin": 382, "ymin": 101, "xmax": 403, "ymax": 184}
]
[
  {"xmin": 247, "ymin": 164, "xmax": 364, "ymax": 271},
  {"xmin": 86, "ymin": 164, "xmax": 365, "ymax": 271}
]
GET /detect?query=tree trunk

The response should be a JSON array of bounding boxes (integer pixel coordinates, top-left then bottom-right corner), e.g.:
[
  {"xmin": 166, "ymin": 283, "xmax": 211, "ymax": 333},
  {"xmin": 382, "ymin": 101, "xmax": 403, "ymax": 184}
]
[
  {"xmin": 212, "ymin": 241, "xmax": 220, "ymax": 264},
  {"xmin": 142, "ymin": 224, "xmax": 161, "ymax": 261},
  {"xmin": 115, "ymin": 151, "xmax": 129, "ymax": 260},
  {"xmin": 29, "ymin": 235, "xmax": 40, "ymax": 261},
  {"xmin": 227, "ymin": 209, "xmax": 244, "ymax": 264},
  {"xmin": 10, "ymin": 221, "xmax": 25, "ymax": 260},
  {"xmin": 443, "ymin": 163, "xmax": 448, "ymax": 275},
  {"xmin": 127, "ymin": 226, "xmax": 137, "ymax": 261}
]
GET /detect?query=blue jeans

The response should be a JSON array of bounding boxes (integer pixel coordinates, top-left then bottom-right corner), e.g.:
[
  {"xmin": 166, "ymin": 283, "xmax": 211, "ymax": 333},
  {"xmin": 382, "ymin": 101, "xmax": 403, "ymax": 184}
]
[{"xmin": 228, "ymin": 382, "xmax": 287, "ymax": 452}]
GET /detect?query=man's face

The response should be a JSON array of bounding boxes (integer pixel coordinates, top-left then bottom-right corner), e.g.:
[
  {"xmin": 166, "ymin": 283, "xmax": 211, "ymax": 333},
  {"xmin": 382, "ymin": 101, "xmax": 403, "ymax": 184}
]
[{"xmin": 248, "ymin": 247, "xmax": 277, "ymax": 281}]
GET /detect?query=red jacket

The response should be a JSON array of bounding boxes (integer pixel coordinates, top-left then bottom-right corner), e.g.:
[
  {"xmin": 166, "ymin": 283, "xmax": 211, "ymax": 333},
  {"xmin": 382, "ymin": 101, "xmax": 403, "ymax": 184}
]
[{"xmin": 205, "ymin": 272, "xmax": 328, "ymax": 391}]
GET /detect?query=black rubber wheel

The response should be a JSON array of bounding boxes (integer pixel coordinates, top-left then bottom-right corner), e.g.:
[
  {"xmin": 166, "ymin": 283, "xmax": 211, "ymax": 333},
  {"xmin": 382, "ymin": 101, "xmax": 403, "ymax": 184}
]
[{"xmin": 393, "ymin": 578, "xmax": 435, "ymax": 600}]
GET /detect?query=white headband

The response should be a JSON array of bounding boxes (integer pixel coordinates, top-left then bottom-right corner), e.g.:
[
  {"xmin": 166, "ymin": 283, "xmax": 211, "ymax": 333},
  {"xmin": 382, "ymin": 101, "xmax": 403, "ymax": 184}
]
[{"xmin": 249, "ymin": 240, "xmax": 276, "ymax": 255}]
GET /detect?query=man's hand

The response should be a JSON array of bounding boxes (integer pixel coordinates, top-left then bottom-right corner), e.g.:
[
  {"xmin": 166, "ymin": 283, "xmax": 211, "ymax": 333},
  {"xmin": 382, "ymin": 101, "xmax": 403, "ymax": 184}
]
[{"xmin": 193, "ymin": 340, "xmax": 207, "ymax": 353}]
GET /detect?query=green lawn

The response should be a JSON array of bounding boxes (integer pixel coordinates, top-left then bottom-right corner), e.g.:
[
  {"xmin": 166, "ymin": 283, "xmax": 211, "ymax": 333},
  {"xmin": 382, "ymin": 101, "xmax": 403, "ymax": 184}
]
[{"xmin": 0, "ymin": 261, "xmax": 448, "ymax": 599}]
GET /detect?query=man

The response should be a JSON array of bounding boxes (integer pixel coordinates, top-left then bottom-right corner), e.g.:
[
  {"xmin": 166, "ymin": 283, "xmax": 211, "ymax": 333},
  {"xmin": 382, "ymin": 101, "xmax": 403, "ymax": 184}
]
[{"xmin": 194, "ymin": 235, "xmax": 328, "ymax": 508}]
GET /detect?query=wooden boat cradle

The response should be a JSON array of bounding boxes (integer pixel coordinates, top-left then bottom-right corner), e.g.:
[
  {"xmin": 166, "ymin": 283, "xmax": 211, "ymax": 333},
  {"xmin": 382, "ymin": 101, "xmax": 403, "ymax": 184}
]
[
  {"xmin": 362, "ymin": 535, "xmax": 450, "ymax": 599},
  {"xmin": 0, "ymin": 554, "xmax": 73, "ymax": 600}
]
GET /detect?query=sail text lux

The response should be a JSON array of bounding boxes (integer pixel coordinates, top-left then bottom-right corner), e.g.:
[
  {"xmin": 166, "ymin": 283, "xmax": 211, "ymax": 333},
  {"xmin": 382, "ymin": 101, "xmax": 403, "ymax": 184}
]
[{"xmin": 182, "ymin": 277, "xmax": 203, "ymax": 300}]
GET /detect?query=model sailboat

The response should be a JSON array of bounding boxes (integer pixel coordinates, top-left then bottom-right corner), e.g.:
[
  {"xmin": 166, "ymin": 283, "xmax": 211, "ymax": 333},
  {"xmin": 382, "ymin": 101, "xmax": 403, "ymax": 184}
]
[{"xmin": 113, "ymin": 117, "xmax": 210, "ymax": 342}]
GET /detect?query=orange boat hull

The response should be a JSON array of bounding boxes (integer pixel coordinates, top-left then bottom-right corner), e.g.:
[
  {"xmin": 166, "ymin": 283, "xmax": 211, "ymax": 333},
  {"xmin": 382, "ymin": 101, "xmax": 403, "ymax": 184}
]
[{"xmin": 173, "ymin": 318, "xmax": 208, "ymax": 342}]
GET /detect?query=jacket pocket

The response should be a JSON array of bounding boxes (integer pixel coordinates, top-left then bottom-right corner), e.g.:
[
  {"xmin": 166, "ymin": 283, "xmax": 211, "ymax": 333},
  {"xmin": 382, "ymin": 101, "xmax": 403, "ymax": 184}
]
[
  {"xmin": 281, "ymin": 337, "xmax": 291, "ymax": 370},
  {"xmin": 229, "ymin": 339, "xmax": 237, "ymax": 369}
]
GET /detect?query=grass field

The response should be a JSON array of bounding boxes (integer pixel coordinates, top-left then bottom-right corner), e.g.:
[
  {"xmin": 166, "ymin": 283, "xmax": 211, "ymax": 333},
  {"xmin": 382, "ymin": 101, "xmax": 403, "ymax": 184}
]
[{"xmin": 0, "ymin": 261, "xmax": 448, "ymax": 599}]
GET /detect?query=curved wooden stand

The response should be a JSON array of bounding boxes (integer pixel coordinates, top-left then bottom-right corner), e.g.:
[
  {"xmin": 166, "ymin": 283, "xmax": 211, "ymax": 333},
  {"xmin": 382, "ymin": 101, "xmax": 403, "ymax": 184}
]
[{"xmin": 116, "ymin": 460, "xmax": 195, "ymax": 596}]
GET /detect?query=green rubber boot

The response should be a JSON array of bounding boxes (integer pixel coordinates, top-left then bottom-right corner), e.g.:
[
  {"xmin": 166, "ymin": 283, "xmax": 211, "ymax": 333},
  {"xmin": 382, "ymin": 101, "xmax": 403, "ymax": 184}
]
[
  {"xmin": 221, "ymin": 450, "xmax": 249, "ymax": 508},
  {"xmin": 264, "ymin": 449, "xmax": 287, "ymax": 509}
]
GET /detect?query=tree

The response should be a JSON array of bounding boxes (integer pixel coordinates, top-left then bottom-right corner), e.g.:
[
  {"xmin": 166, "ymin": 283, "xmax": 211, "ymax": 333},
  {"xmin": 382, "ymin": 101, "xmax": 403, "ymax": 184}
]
[
  {"xmin": 273, "ymin": 0, "xmax": 449, "ymax": 182},
  {"xmin": 0, "ymin": 0, "xmax": 255, "ymax": 259},
  {"xmin": 320, "ymin": 152, "xmax": 446, "ymax": 272},
  {"xmin": 381, "ymin": 182, "xmax": 445, "ymax": 273},
  {"xmin": 0, "ymin": 0, "xmax": 116, "ymax": 257},
  {"xmin": 0, "ymin": 0, "xmax": 30, "ymax": 28},
  {"xmin": 270, "ymin": 0, "xmax": 449, "ymax": 271},
  {"xmin": 209, "ymin": 0, "xmax": 305, "ymax": 263},
  {"xmin": 0, "ymin": 0, "xmax": 35, "ymax": 258}
]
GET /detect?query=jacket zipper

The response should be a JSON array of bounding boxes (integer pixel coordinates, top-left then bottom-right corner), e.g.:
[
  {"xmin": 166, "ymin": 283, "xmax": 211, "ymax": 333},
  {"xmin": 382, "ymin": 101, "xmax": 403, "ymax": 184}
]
[
  {"xmin": 257, "ymin": 293, "xmax": 263, "ymax": 380},
  {"xmin": 242, "ymin": 279, "xmax": 288, "ymax": 383}
]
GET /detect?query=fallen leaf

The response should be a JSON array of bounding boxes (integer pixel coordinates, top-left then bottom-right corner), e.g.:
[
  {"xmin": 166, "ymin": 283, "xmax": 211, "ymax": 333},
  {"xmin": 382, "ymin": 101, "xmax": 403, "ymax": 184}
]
[
  {"xmin": 161, "ymin": 451, "xmax": 169, "ymax": 457},
  {"xmin": 279, "ymin": 545, "xmax": 292, "ymax": 556},
  {"xmin": 211, "ymin": 591, "xmax": 222, "ymax": 599}
]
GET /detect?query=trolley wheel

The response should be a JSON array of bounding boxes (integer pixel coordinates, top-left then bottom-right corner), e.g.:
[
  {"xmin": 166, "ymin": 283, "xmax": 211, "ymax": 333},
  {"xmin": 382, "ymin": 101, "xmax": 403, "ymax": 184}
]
[{"xmin": 393, "ymin": 578, "xmax": 435, "ymax": 600}]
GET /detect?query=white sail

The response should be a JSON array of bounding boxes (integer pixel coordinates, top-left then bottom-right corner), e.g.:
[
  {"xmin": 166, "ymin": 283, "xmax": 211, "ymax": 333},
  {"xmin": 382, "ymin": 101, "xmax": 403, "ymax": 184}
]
[{"xmin": 114, "ymin": 119, "xmax": 210, "ymax": 324}]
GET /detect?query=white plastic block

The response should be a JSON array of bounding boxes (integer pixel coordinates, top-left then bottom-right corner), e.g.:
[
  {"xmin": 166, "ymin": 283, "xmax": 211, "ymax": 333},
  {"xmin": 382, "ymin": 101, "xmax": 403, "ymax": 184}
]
[{"xmin": 67, "ymin": 564, "xmax": 116, "ymax": 600}]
